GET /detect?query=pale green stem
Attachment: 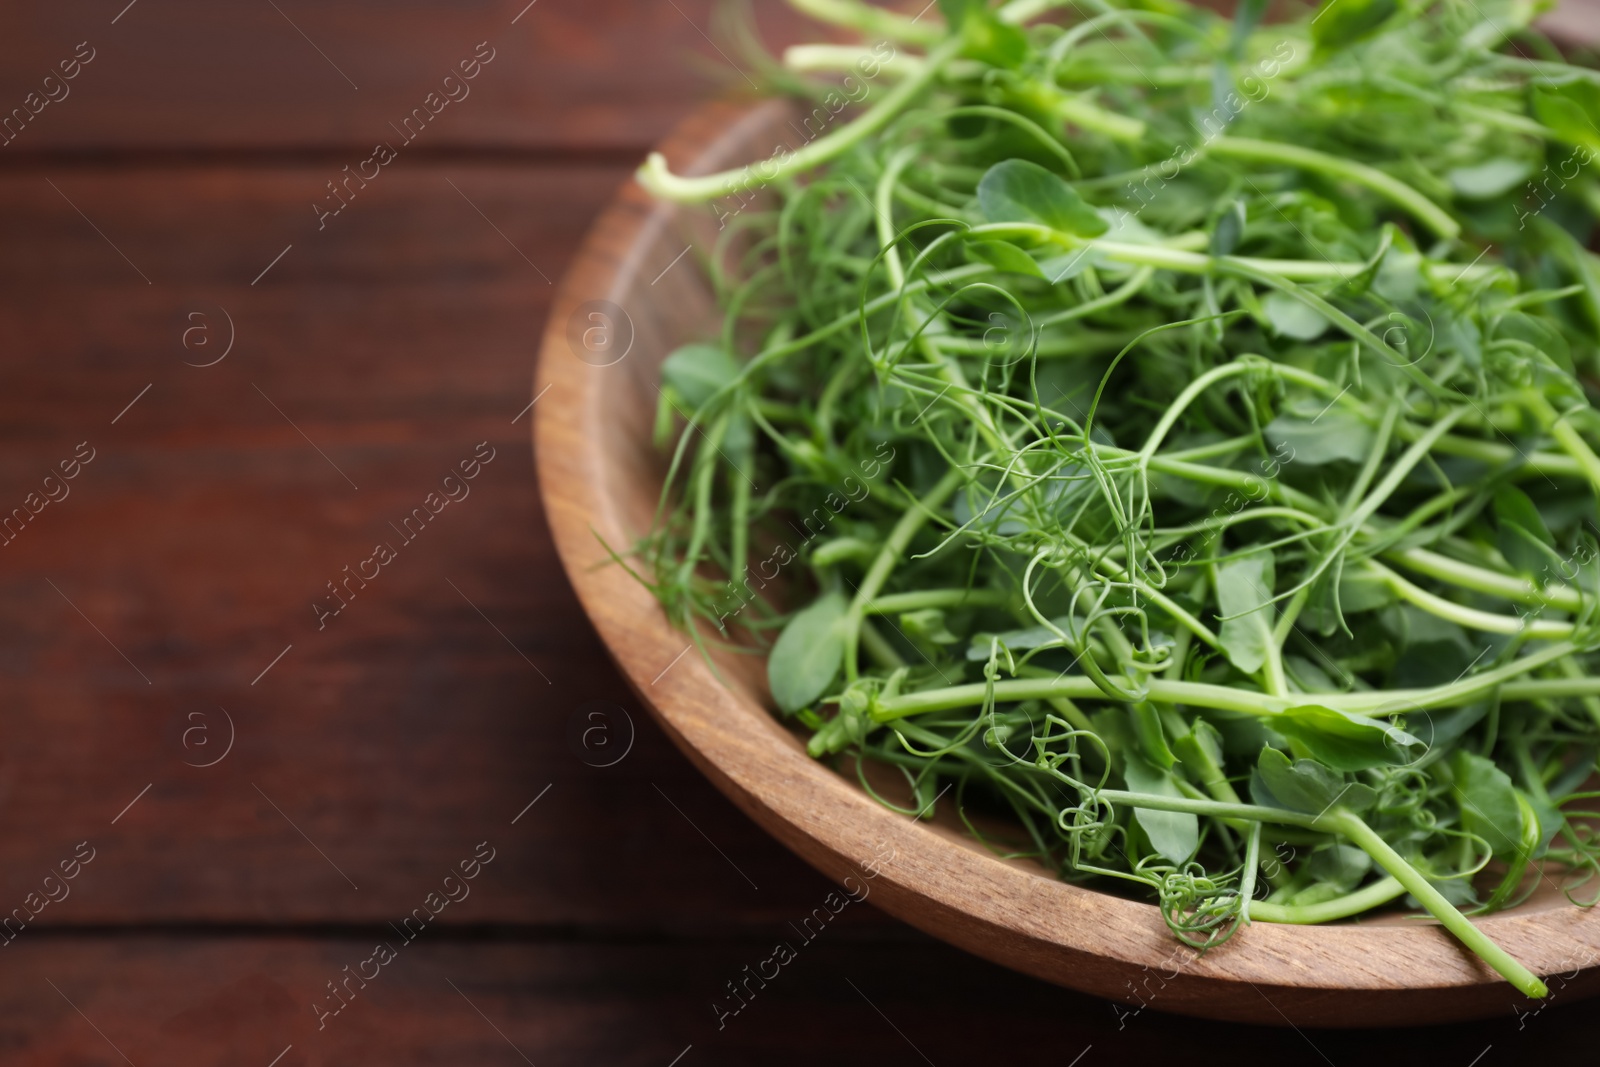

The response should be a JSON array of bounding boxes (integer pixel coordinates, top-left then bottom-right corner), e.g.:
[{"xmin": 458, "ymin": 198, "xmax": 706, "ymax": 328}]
[
  {"xmin": 783, "ymin": 43, "xmax": 927, "ymax": 79},
  {"xmin": 859, "ymin": 618, "xmax": 907, "ymax": 670},
  {"xmin": 998, "ymin": 0, "xmax": 1076, "ymax": 22},
  {"xmin": 1526, "ymin": 391, "xmax": 1600, "ymax": 499},
  {"xmin": 1365, "ymin": 561, "xmax": 1575, "ymax": 640},
  {"xmin": 800, "ymin": 42, "xmax": 1146, "ymax": 141},
  {"xmin": 1015, "ymin": 666, "xmax": 1100, "ymax": 732},
  {"xmin": 1456, "ymin": 102, "xmax": 1551, "ymax": 139},
  {"xmin": 1039, "ymin": 84, "xmax": 1148, "ymax": 142},
  {"xmin": 1268, "ymin": 586, "xmax": 1310, "ymax": 651},
  {"xmin": 1250, "ymin": 876, "xmax": 1408, "ymax": 924},
  {"xmin": 865, "ymin": 588, "xmax": 1013, "ymax": 614},
  {"xmin": 844, "ymin": 468, "xmax": 967, "ymax": 682},
  {"xmin": 874, "ymin": 149, "xmax": 1013, "ymax": 458},
  {"xmin": 1207, "ymin": 136, "xmax": 1461, "ymax": 240},
  {"xmin": 1092, "ymin": 791, "xmax": 1546, "ymax": 995},
  {"xmin": 1138, "ymin": 361, "xmax": 1263, "ymax": 460},
  {"xmin": 1387, "ymin": 546, "xmax": 1583, "ymax": 614},
  {"xmin": 1328, "ymin": 810, "xmax": 1546, "ymax": 997},
  {"xmin": 874, "ymin": 676, "xmax": 1282, "ymax": 720},
  {"xmin": 872, "ymin": 639, "xmax": 1591, "ymax": 721},
  {"xmin": 1036, "ymin": 266, "xmax": 1155, "ymax": 327},
  {"xmin": 1557, "ymin": 658, "xmax": 1600, "ymax": 732},
  {"xmin": 1240, "ymin": 822, "xmax": 1261, "ymax": 923},
  {"xmin": 1501, "ymin": 677, "xmax": 1600, "ymax": 702},
  {"xmin": 966, "ymin": 224, "xmax": 1498, "ymax": 282},
  {"xmin": 1426, "ymin": 432, "xmax": 1584, "ymax": 480},
  {"xmin": 637, "ymin": 38, "xmax": 961, "ymax": 203},
  {"xmin": 786, "ymin": 0, "xmax": 943, "ymax": 44}
]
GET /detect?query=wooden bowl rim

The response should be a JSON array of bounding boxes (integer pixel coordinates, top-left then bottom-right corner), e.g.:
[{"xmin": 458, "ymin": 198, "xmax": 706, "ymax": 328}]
[{"xmin": 534, "ymin": 98, "xmax": 1600, "ymax": 1025}]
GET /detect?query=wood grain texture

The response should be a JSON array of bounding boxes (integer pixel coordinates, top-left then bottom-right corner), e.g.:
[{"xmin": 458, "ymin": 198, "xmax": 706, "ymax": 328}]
[
  {"xmin": 0, "ymin": 0, "xmax": 1584, "ymax": 163},
  {"xmin": 534, "ymin": 99, "xmax": 1600, "ymax": 1026},
  {"xmin": 0, "ymin": 0, "xmax": 817, "ymax": 157},
  {"xmin": 0, "ymin": 165, "xmax": 894, "ymax": 932},
  {"xmin": 2, "ymin": 0, "xmax": 1599, "ymax": 1060},
  {"xmin": 0, "ymin": 932, "xmax": 1584, "ymax": 1067}
]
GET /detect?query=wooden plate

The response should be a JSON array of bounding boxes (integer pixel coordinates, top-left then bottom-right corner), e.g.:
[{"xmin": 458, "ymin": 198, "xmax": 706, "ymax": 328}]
[{"xmin": 534, "ymin": 99, "xmax": 1600, "ymax": 1025}]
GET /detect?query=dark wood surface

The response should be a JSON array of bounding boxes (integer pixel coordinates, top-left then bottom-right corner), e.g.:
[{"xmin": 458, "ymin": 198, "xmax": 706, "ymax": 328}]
[{"xmin": 0, "ymin": 1, "xmax": 1594, "ymax": 1063}]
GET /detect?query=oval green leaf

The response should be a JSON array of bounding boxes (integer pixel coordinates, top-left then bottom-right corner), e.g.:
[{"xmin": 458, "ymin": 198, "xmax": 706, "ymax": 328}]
[
  {"xmin": 1214, "ymin": 548, "xmax": 1275, "ymax": 675},
  {"xmin": 977, "ymin": 159, "xmax": 1108, "ymax": 237},
  {"xmin": 1122, "ymin": 755, "xmax": 1199, "ymax": 864},
  {"xmin": 1253, "ymin": 747, "xmax": 1374, "ymax": 815},
  {"xmin": 768, "ymin": 591, "xmax": 849, "ymax": 714},
  {"xmin": 1272, "ymin": 703, "xmax": 1421, "ymax": 771},
  {"xmin": 966, "ymin": 239, "xmax": 1047, "ymax": 278}
]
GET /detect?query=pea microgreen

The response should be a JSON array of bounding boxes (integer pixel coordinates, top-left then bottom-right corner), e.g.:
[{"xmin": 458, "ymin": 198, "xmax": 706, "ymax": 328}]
[{"xmin": 633, "ymin": 0, "xmax": 1600, "ymax": 998}]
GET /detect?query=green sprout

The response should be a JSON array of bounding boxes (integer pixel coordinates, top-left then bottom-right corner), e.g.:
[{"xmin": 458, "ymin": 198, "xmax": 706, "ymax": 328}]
[{"xmin": 635, "ymin": 0, "xmax": 1600, "ymax": 999}]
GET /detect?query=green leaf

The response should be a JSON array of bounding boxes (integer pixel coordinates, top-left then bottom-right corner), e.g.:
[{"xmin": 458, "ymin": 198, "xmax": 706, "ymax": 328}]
[
  {"xmin": 1311, "ymin": 0, "xmax": 1400, "ymax": 55},
  {"xmin": 938, "ymin": 0, "xmax": 980, "ymax": 28},
  {"xmin": 1409, "ymin": 876, "xmax": 1478, "ymax": 908},
  {"xmin": 768, "ymin": 591, "xmax": 849, "ymax": 713},
  {"xmin": 1253, "ymin": 747, "xmax": 1374, "ymax": 815},
  {"xmin": 1035, "ymin": 249, "xmax": 1104, "ymax": 282},
  {"xmin": 1493, "ymin": 310, "xmax": 1573, "ymax": 374},
  {"xmin": 1122, "ymin": 755, "xmax": 1199, "ymax": 864},
  {"xmin": 965, "ymin": 239, "xmax": 1046, "ymax": 278},
  {"xmin": 899, "ymin": 607, "xmax": 959, "ymax": 648},
  {"xmin": 1493, "ymin": 484, "xmax": 1556, "ymax": 579},
  {"xmin": 1265, "ymin": 408, "xmax": 1374, "ymax": 465},
  {"xmin": 661, "ymin": 343, "xmax": 739, "ymax": 410},
  {"xmin": 806, "ymin": 680, "xmax": 873, "ymax": 757},
  {"xmin": 1210, "ymin": 200, "xmax": 1246, "ymax": 257},
  {"xmin": 1214, "ymin": 548, "xmax": 1275, "ymax": 675},
  {"xmin": 978, "ymin": 159, "xmax": 1107, "ymax": 237},
  {"xmin": 1384, "ymin": 606, "xmax": 1479, "ymax": 688},
  {"xmin": 1261, "ymin": 291, "xmax": 1330, "ymax": 341},
  {"xmin": 1173, "ymin": 718, "xmax": 1225, "ymax": 779},
  {"xmin": 1209, "ymin": 61, "xmax": 1242, "ymax": 132},
  {"xmin": 1525, "ymin": 791, "xmax": 1565, "ymax": 857},
  {"xmin": 1373, "ymin": 243, "xmax": 1423, "ymax": 302},
  {"xmin": 965, "ymin": 618, "xmax": 1072, "ymax": 659},
  {"xmin": 1411, "ymin": 702, "xmax": 1489, "ymax": 756},
  {"xmin": 1447, "ymin": 159, "xmax": 1531, "ymax": 199},
  {"xmin": 1285, "ymin": 881, "xmax": 1349, "ymax": 907},
  {"xmin": 961, "ymin": 11, "xmax": 1028, "ymax": 67},
  {"xmin": 1271, "ymin": 703, "xmax": 1422, "ymax": 771},
  {"xmin": 1230, "ymin": 0, "xmax": 1268, "ymax": 57},
  {"xmin": 1284, "ymin": 654, "xmax": 1337, "ymax": 692},
  {"xmin": 661, "ymin": 344, "xmax": 753, "ymax": 467},
  {"xmin": 1336, "ymin": 567, "xmax": 1395, "ymax": 613},
  {"xmin": 1537, "ymin": 218, "xmax": 1600, "ymax": 336},
  {"xmin": 1097, "ymin": 207, "xmax": 1162, "ymax": 244},
  {"xmin": 1480, "ymin": 790, "xmax": 1543, "ymax": 912},
  {"xmin": 1308, "ymin": 843, "xmax": 1372, "ymax": 889},
  {"xmin": 938, "ymin": 0, "xmax": 1026, "ymax": 66},
  {"xmin": 1131, "ymin": 703, "xmax": 1176, "ymax": 769},
  {"xmin": 1532, "ymin": 80, "xmax": 1600, "ymax": 152},
  {"xmin": 1449, "ymin": 751, "xmax": 1525, "ymax": 860}
]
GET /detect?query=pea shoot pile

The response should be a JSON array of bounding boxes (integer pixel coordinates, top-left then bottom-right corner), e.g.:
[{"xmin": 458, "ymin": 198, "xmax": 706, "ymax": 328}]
[{"xmin": 633, "ymin": 0, "xmax": 1600, "ymax": 996}]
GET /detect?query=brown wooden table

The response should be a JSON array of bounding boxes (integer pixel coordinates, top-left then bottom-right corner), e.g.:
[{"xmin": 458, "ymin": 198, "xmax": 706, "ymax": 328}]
[{"xmin": 1, "ymin": 2, "xmax": 1593, "ymax": 1063}]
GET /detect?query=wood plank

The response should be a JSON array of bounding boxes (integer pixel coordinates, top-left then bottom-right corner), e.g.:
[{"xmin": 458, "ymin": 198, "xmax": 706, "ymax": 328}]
[
  {"xmin": 0, "ymin": 165, "xmax": 884, "ymax": 928},
  {"xmin": 0, "ymin": 0, "xmax": 820, "ymax": 156},
  {"xmin": 0, "ymin": 0, "xmax": 1591, "ymax": 158},
  {"xmin": 0, "ymin": 932, "xmax": 1572, "ymax": 1065}
]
